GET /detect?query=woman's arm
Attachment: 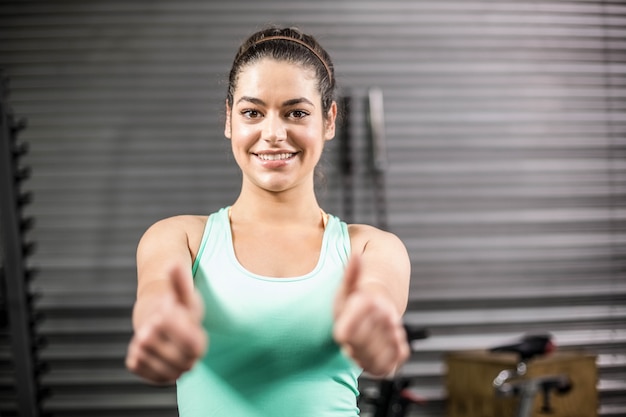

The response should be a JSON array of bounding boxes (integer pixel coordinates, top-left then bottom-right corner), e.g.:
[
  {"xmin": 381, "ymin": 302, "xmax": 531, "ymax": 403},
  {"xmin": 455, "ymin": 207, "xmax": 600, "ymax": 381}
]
[
  {"xmin": 333, "ymin": 225, "xmax": 411, "ymax": 377},
  {"xmin": 126, "ymin": 216, "xmax": 208, "ymax": 384}
]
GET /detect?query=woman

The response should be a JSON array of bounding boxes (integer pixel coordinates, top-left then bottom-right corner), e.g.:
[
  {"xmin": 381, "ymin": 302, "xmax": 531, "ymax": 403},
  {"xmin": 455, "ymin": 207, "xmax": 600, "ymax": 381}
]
[{"xmin": 125, "ymin": 26, "xmax": 411, "ymax": 416}]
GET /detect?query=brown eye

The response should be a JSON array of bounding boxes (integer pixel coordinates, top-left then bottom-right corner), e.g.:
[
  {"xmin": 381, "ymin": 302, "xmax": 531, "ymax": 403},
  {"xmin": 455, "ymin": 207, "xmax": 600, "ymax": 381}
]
[
  {"xmin": 241, "ymin": 109, "xmax": 262, "ymax": 119},
  {"xmin": 288, "ymin": 110, "xmax": 309, "ymax": 119}
]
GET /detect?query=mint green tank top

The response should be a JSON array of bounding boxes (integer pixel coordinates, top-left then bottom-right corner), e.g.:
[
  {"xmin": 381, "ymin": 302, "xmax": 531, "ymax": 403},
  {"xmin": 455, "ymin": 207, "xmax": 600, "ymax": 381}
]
[{"xmin": 177, "ymin": 207, "xmax": 362, "ymax": 417}]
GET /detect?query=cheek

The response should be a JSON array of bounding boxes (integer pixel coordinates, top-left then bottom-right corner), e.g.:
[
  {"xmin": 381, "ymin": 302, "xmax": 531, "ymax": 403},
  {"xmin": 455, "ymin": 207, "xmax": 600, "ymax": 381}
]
[{"xmin": 231, "ymin": 124, "xmax": 257, "ymax": 145}]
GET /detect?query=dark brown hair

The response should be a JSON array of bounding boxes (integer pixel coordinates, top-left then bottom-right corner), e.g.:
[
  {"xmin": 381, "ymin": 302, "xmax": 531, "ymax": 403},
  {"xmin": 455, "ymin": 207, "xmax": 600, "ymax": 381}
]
[{"xmin": 226, "ymin": 26, "xmax": 336, "ymax": 118}]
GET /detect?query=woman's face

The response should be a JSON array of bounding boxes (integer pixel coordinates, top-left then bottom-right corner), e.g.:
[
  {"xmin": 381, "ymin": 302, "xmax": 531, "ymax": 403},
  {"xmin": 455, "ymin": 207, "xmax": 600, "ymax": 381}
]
[{"xmin": 225, "ymin": 58, "xmax": 336, "ymax": 194}]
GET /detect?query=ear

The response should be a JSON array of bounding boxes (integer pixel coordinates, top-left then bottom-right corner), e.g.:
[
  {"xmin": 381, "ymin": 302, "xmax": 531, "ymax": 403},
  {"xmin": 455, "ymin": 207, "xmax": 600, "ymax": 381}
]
[
  {"xmin": 324, "ymin": 101, "xmax": 337, "ymax": 141},
  {"xmin": 224, "ymin": 100, "xmax": 232, "ymax": 139}
]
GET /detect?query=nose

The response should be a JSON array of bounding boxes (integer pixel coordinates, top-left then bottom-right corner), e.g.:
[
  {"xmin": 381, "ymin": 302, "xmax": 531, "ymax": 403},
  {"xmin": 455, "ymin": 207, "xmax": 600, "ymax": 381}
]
[{"xmin": 262, "ymin": 113, "xmax": 287, "ymax": 143}]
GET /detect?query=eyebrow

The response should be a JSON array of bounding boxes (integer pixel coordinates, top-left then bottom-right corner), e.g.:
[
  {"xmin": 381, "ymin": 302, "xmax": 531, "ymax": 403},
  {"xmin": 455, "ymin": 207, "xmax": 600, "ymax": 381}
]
[{"xmin": 236, "ymin": 96, "xmax": 316, "ymax": 108}]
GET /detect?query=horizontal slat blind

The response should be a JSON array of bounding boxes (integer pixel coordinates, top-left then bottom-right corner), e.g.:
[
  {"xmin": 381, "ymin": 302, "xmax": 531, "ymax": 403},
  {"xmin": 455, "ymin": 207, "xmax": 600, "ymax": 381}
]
[{"xmin": 0, "ymin": 1, "xmax": 624, "ymax": 416}]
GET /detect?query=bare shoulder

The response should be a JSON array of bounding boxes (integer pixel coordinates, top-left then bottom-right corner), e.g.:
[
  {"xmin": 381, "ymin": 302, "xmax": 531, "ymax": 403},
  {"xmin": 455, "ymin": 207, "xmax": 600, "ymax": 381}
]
[
  {"xmin": 139, "ymin": 215, "xmax": 209, "ymax": 259},
  {"xmin": 143, "ymin": 214, "xmax": 207, "ymax": 238},
  {"xmin": 347, "ymin": 223, "xmax": 406, "ymax": 254}
]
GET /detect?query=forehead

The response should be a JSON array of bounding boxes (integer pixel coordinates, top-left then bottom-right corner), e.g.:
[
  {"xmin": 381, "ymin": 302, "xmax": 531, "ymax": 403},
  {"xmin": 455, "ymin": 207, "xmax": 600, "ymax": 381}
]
[{"xmin": 234, "ymin": 58, "xmax": 320, "ymax": 102}]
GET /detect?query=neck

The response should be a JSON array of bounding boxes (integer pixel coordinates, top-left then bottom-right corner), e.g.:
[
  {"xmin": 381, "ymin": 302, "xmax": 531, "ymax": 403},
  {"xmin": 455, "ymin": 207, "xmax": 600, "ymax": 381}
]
[{"xmin": 230, "ymin": 185, "xmax": 323, "ymax": 226}]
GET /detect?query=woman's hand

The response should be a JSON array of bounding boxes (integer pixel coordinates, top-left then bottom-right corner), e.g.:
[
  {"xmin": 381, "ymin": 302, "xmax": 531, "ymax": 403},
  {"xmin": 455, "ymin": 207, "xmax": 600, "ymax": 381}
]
[
  {"xmin": 333, "ymin": 255, "xmax": 410, "ymax": 378},
  {"xmin": 126, "ymin": 264, "xmax": 207, "ymax": 385}
]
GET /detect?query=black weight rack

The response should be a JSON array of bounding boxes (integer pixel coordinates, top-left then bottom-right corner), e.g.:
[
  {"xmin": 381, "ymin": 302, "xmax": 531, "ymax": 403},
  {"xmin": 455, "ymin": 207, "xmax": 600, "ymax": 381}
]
[{"xmin": 0, "ymin": 73, "xmax": 45, "ymax": 416}]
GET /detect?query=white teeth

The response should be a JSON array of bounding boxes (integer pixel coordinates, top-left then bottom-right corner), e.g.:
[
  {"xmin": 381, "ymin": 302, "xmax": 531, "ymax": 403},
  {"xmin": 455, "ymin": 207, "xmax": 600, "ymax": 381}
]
[{"xmin": 257, "ymin": 153, "xmax": 293, "ymax": 161}]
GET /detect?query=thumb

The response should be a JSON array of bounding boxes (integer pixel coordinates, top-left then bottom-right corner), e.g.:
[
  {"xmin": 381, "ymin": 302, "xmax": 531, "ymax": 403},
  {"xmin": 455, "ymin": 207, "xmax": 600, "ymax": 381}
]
[
  {"xmin": 169, "ymin": 263, "xmax": 204, "ymax": 322},
  {"xmin": 334, "ymin": 254, "xmax": 361, "ymax": 316}
]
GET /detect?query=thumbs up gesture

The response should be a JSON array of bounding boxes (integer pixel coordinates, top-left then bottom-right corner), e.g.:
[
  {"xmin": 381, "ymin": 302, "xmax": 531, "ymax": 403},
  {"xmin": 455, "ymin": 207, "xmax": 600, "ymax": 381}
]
[
  {"xmin": 333, "ymin": 255, "xmax": 410, "ymax": 378},
  {"xmin": 126, "ymin": 264, "xmax": 208, "ymax": 385}
]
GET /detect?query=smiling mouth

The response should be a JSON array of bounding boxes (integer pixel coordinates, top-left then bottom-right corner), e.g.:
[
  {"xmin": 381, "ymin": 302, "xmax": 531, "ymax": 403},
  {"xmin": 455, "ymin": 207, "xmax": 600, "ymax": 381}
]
[{"xmin": 255, "ymin": 153, "xmax": 296, "ymax": 161}]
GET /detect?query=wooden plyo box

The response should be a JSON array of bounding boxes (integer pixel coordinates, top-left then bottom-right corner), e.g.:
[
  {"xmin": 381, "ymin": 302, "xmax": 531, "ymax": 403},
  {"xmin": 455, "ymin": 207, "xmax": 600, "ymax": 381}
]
[{"xmin": 444, "ymin": 350, "xmax": 597, "ymax": 417}]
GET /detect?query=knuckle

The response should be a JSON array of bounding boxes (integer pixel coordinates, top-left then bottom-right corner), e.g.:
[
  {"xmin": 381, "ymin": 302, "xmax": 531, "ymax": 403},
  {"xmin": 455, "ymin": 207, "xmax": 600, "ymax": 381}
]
[
  {"xmin": 127, "ymin": 340, "xmax": 147, "ymax": 367},
  {"xmin": 125, "ymin": 354, "xmax": 137, "ymax": 371},
  {"xmin": 400, "ymin": 343, "xmax": 410, "ymax": 360},
  {"xmin": 151, "ymin": 310, "xmax": 169, "ymax": 329},
  {"xmin": 364, "ymin": 296, "xmax": 383, "ymax": 313},
  {"xmin": 135, "ymin": 329, "xmax": 155, "ymax": 348}
]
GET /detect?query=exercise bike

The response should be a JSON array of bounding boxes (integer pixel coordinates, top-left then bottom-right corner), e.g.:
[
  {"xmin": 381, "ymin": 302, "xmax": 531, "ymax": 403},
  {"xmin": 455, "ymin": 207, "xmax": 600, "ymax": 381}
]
[
  {"xmin": 362, "ymin": 332, "xmax": 573, "ymax": 417},
  {"xmin": 490, "ymin": 333, "xmax": 573, "ymax": 417}
]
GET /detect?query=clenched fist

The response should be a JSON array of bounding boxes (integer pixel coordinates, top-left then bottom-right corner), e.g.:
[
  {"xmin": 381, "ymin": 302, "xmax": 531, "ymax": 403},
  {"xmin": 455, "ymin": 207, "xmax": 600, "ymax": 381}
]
[
  {"xmin": 333, "ymin": 255, "xmax": 410, "ymax": 378},
  {"xmin": 126, "ymin": 264, "xmax": 208, "ymax": 385}
]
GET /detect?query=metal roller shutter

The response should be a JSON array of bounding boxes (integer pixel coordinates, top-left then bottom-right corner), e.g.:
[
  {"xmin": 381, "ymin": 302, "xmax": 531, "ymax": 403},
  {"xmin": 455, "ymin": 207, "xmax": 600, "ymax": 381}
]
[{"xmin": 0, "ymin": 1, "xmax": 624, "ymax": 416}]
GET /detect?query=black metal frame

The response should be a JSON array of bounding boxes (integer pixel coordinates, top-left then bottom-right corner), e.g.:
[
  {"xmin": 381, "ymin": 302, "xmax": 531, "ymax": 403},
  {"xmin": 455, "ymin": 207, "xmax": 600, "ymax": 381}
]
[
  {"xmin": 338, "ymin": 95, "xmax": 354, "ymax": 223},
  {"xmin": 0, "ymin": 74, "xmax": 41, "ymax": 417}
]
